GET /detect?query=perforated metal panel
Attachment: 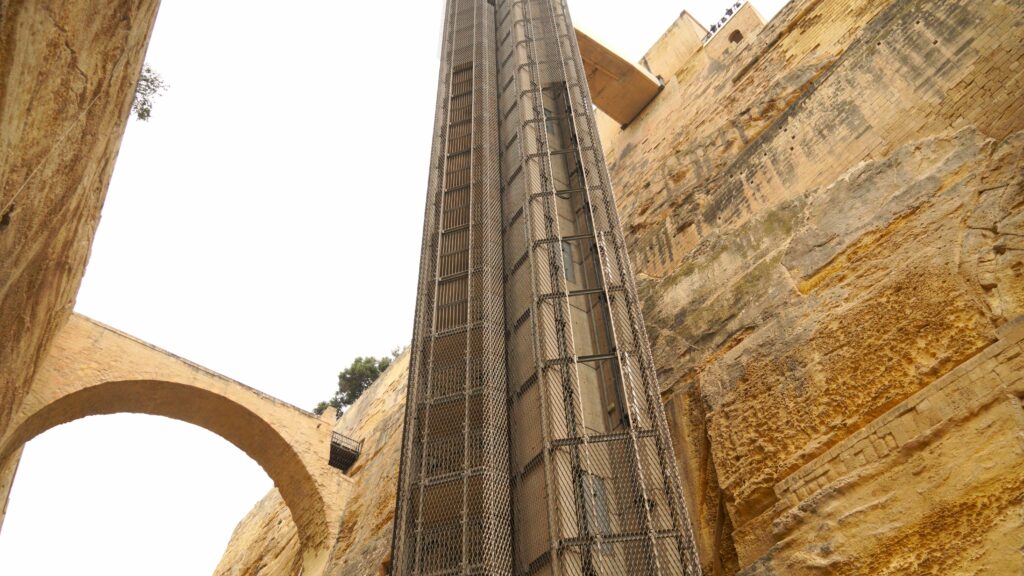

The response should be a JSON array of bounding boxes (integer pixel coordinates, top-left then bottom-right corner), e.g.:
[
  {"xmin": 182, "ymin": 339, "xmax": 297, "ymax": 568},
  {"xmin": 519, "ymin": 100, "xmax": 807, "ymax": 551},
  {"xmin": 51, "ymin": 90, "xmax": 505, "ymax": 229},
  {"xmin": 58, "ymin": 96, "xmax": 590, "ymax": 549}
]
[{"xmin": 392, "ymin": 1, "xmax": 701, "ymax": 574}]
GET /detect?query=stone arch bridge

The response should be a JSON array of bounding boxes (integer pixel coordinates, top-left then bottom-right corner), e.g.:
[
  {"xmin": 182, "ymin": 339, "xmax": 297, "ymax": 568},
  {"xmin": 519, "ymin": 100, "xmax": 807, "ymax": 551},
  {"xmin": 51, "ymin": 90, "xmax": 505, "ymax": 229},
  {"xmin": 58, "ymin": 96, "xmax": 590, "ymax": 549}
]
[{"xmin": 0, "ymin": 313, "xmax": 350, "ymax": 572}]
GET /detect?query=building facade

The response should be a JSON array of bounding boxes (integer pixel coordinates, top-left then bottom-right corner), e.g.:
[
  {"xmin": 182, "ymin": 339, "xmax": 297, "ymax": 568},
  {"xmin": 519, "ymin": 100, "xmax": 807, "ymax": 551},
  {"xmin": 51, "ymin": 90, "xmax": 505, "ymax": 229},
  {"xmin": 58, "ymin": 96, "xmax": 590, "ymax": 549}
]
[{"xmin": 391, "ymin": 0, "xmax": 701, "ymax": 574}]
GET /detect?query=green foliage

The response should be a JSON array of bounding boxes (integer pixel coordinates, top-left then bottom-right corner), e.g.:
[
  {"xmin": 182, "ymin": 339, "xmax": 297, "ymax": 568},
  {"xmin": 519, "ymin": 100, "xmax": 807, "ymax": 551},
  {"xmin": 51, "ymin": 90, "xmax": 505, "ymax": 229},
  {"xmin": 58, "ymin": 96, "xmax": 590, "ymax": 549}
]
[
  {"xmin": 336, "ymin": 355, "xmax": 392, "ymax": 405},
  {"xmin": 313, "ymin": 350, "xmax": 402, "ymax": 415},
  {"xmin": 131, "ymin": 64, "xmax": 167, "ymax": 121}
]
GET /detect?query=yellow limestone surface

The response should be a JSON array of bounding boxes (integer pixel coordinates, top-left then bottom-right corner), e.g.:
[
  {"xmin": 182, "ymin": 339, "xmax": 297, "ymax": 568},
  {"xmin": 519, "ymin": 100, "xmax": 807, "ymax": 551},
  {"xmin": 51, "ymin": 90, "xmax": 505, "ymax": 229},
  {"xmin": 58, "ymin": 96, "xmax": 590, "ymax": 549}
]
[
  {"xmin": 0, "ymin": 0, "xmax": 159, "ymax": 534},
  {"xmin": 0, "ymin": 0, "xmax": 159, "ymax": 458},
  {"xmin": 595, "ymin": 0, "xmax": 1024, "ymax": 572},
  {"xmin": 576, "ymin": 26, "xmax": 661, "ymax": 126}
]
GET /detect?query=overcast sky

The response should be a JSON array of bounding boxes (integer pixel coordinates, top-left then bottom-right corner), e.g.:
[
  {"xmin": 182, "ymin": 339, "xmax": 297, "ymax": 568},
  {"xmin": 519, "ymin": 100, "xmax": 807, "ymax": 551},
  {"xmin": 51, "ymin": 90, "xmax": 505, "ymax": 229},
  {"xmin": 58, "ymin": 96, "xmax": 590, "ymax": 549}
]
[{"xmin": 0, "ymin": 1, "xmax": 787, "ymax": 574}]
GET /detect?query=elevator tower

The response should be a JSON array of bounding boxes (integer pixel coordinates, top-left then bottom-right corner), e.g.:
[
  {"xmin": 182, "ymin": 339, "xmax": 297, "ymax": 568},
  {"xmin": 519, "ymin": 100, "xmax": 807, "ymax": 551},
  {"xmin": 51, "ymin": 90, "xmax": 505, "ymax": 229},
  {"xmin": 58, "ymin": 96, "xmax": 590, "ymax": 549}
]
[{"xmin": 391, "ymin": 1, "xmax": 701, "ymax": 574}]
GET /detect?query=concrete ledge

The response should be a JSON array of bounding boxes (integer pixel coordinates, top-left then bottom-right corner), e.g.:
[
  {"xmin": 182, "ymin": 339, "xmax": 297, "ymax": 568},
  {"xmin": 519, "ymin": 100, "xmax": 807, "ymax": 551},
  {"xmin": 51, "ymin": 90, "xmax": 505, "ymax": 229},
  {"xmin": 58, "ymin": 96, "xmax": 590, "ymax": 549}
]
[{"xmin": 576, "ymin": 27, "xmax": 662, "ymax": 126}]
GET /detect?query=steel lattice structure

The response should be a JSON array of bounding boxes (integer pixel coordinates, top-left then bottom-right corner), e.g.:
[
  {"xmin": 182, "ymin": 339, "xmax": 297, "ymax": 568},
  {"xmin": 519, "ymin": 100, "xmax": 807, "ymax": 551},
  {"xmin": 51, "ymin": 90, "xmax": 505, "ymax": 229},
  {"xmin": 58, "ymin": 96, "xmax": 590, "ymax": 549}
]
[{"xmin": 392, "ymin": 1, "xmax": 701, "ymax": 574}]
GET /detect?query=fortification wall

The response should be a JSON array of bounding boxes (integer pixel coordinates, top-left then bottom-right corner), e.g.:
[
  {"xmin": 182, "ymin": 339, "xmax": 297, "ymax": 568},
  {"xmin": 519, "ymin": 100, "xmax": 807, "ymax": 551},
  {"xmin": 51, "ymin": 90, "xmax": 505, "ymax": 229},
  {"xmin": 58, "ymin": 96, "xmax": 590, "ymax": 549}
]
[{"xmin": 597, "ymin": 0, "xmax": 1024, "ymax": 572}]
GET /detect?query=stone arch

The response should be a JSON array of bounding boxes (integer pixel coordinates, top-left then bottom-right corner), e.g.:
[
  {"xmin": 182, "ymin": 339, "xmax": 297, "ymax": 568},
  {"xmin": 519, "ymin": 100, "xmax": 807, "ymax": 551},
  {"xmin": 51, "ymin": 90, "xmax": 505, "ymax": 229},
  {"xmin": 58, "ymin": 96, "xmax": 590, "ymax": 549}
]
[
  {"xmin": 1, "ymin": 380, "xmax": 325, "ymax": 545},
  {"xmin": 0, "ymin": 314, "xmax": 349, "ymax": 572}
]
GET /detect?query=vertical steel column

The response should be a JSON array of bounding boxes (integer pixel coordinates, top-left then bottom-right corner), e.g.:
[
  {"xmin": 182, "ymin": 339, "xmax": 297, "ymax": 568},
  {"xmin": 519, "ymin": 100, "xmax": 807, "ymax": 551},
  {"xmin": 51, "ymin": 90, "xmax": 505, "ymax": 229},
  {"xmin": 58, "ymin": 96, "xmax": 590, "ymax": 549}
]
[
  {"xmin": 391, "ymin": 0, "xmax": 512, "ymax": 574},
  {"xmin": 538, "ymin": 1, "xmax": 660, "ymax": 573}
]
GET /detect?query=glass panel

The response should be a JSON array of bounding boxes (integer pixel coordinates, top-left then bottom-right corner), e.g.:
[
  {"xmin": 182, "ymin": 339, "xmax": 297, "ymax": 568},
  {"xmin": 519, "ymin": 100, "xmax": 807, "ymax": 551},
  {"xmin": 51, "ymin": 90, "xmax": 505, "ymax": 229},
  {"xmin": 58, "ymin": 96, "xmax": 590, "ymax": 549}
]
[
  {"xmin": 568, "ymin": 293, "xmax": 611, "ymax": 357},
  {"xmin": 577, "ymin": 360, "xmax": 607, "ymax": 435},
  {"xmin": 561, "ymin": 237, "xmax": 601, "ymax": 292},
  {"xmin": 584, "ymin": 473, "xmax": 612, "ymax": 551},
  {"xmin": 543, "ymin": 83, "xmax": 585, "ymax": 193},
  {"xmin": 549, "ymin": 150, "xmax": 583, "ymax": 192},
  {"xmin": 562, "ymin": 241, "xmax": 576, "ymax": 284},
  {"xmin": 555, "ymin": 190, "xmax": 591, "ymax": 237},
  {"xmin": 578, "ymin": 357, "xmax": 625, "ymax": 432}
]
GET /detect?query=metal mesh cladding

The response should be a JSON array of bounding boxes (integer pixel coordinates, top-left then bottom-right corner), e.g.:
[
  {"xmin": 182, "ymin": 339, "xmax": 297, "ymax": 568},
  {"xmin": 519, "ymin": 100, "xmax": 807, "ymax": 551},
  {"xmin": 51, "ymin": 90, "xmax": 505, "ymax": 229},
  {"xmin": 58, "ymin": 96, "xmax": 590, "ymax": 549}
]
[
  {"xmin": 391, "ymin": 0, "xmax": 514, "ymax": 574},
  {"xmin": 495, "ymin": 1, "xmax": 700, "ymax": 574},
  {"xmin": 393, "ymin": 0, "xmax": 701, "ymax": 574}
]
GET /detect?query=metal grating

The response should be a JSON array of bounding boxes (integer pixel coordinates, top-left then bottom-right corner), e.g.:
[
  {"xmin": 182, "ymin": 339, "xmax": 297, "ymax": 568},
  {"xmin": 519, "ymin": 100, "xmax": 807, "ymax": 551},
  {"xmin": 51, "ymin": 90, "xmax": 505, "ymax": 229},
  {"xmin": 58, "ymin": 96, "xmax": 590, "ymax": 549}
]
[
  {"xmin": 329, "ymin": 432, "xmax": 363, "ymax": 473},
  {"xmin": 392, "ymin": 1, "xmax": 702, "ymax": 574}
]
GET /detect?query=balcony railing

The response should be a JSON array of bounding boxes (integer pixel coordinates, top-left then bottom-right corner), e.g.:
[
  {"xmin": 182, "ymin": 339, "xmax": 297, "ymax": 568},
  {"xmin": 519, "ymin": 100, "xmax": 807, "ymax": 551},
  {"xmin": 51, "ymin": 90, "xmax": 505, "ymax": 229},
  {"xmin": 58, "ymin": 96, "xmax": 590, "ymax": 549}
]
[{"xmin": 329, "ymin": 431, "xmax": 363, "ymax": 473}]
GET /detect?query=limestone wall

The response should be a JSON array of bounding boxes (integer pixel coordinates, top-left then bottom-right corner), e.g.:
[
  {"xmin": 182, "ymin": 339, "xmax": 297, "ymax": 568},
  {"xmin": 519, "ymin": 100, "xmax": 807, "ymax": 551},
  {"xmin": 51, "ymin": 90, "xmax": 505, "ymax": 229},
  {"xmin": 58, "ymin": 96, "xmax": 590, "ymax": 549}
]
[
  {"xmin": 217, "ymin": 0, "xmax": 1024, "ymax": 574},
  {"xmin": 595, "ymin": 0, "xmax": 1024, "ymax": 572},
  {"xmin": 0, "ymin": 0, "xmax": 160, "ymax": 531},
  {"xmin": 745, "ymin": 319, "xmax": 1024, "ymax": 574}
]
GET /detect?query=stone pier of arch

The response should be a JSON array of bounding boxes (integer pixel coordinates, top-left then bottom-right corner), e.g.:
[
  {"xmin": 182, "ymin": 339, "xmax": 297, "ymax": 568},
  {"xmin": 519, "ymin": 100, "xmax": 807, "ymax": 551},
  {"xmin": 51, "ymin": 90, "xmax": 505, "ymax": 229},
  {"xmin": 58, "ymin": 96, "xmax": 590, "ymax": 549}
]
[{"xmin": 0, "ymin": 313, "xmax": 351, "ymax": 573}]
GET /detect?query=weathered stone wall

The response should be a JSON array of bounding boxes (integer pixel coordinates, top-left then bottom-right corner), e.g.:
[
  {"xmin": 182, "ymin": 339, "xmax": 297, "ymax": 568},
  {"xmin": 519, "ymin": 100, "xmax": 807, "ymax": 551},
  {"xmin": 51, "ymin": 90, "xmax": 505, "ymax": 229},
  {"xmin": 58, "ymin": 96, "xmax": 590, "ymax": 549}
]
[
  {"xmin": 595, "ymin": 0, "xmax": 1024, "ymax": 572},
  {"xmin": 217, "ymin": 0, "xmax": 1024, "ymax": 573},
  {"xmin": 0, "ymin": 447, "xmax": 22, "ymax": 531},
  {"xmin": 0, "ymin": 0, "xmax": 160, "ymax": 531},
  {"xmin": 214, "ymin": 488, "xmax": 304, "ymax": 576},
  {"xmin": 746, "ymin": 319, "xmax": 1024, "ymax": 575}
]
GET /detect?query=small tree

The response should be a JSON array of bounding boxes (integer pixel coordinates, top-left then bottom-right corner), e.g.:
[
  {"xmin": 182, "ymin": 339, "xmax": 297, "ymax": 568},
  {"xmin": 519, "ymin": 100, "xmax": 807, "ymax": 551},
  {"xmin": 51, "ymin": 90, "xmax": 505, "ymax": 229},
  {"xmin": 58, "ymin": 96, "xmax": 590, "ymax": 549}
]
[
  {"xmin": 132, "ymin": 64, "xmax": 167, "ymax": 121},
  {"xmin": 336, "ymin": 356, "xmax": 392, "ymax": 406},
  {"xmin": 314, "ymin": 353, "xmax": 398, "ymax": 415}
]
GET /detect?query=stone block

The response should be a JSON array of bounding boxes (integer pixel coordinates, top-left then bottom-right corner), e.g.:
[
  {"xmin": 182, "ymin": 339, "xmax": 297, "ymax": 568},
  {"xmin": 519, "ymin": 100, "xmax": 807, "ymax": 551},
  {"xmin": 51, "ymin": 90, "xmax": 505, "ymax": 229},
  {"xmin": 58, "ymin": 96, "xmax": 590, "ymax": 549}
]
[{"xmin": 889, "ymin": 414, "xmax": 923, "ymax": 447}]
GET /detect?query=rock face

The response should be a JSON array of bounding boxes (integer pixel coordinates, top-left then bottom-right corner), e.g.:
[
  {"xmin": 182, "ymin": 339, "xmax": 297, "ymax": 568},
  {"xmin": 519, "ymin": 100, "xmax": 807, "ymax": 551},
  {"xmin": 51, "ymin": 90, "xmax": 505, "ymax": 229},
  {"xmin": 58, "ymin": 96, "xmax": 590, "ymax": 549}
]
[
  {"xmin": 595, "ymin": 0, "xmax": 1024, "ymax": 571},
  {"xmin": 214, "ymin": 489, "xmax": 303, "ymax": 576},
  {"xmin": 219, "ymin": 0, "xmax": 1024, "ymax": 574},
  {"xmin": 0, "ymin": 0, "xmax": 160, "ymax": 530},
  {"xmin": 6, "ymin": 0, "xmax": 1015, "ymax": 573}
]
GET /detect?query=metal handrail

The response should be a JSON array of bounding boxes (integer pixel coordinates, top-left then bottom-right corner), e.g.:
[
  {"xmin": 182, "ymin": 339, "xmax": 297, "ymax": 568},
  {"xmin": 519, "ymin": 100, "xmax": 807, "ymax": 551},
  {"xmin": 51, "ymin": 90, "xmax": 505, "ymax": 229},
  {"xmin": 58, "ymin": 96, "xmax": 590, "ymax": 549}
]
[{"xmin": 331, "ymin": 431, "xmax": 363, "ymax": 453}]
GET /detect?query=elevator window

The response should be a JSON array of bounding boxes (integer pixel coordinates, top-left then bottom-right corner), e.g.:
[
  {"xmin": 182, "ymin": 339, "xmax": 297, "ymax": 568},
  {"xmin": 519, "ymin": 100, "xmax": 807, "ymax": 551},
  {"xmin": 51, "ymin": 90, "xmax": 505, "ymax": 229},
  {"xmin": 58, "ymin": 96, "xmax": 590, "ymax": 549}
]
[{"xmin": 562, "ymin": 241, "xmax": 576, "ymax": 283}]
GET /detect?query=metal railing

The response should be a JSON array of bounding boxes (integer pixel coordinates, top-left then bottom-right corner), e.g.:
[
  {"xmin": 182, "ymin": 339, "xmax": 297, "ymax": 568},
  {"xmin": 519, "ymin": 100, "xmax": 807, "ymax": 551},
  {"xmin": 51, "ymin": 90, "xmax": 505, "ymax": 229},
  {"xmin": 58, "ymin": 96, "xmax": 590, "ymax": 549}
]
[{"xmin": 329, "ymin": 432, "xmax": 363, "ymax": 472}]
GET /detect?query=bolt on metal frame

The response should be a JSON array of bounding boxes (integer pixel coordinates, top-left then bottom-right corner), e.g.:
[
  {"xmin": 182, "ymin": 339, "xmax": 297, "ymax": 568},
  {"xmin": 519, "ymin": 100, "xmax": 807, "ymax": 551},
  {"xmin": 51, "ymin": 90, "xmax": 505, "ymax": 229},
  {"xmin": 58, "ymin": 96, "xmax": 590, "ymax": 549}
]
[{"xmin": 392, "ymin": 0, "xmax": 701, "ymax": 574}]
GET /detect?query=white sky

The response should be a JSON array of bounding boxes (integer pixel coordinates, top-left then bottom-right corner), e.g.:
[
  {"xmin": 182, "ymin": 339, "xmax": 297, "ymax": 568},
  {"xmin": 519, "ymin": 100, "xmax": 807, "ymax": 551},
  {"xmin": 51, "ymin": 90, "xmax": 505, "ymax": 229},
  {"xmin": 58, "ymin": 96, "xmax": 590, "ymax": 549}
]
[{"xmin": 0, "ymin": 1, "xmax": 787, "ymax": 574}]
